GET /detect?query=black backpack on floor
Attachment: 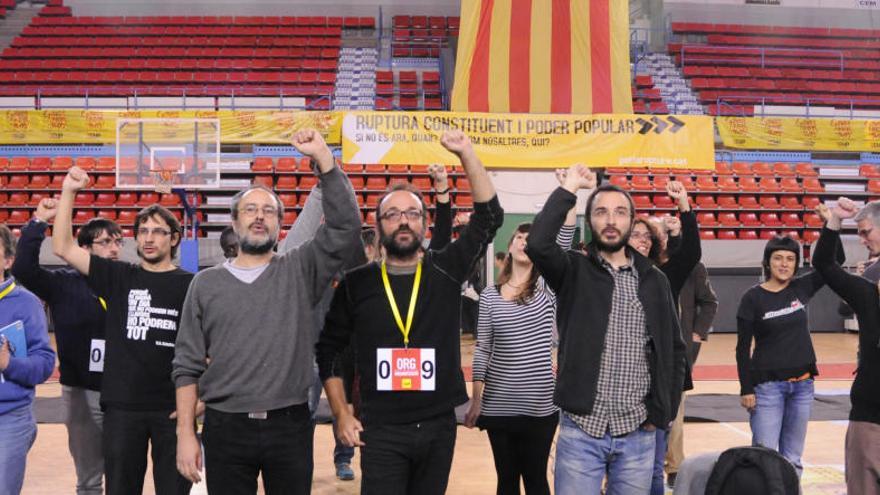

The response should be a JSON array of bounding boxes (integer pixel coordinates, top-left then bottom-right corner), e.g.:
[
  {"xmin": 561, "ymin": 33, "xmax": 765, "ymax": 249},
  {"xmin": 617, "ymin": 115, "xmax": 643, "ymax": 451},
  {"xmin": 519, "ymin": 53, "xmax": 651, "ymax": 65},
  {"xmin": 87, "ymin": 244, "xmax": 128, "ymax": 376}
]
[{"xmin": 704, "ymin": 446, "xmax": 800, "ymax": 495}]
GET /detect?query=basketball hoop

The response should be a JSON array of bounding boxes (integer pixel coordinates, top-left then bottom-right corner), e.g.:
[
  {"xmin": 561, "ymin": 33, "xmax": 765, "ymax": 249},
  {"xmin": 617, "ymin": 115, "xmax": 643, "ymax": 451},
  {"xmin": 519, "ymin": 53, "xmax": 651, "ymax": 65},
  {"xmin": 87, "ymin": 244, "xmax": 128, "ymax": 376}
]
[{"xmin": 151, "ymin": 169, "xmax": 175, "ymax": 194}]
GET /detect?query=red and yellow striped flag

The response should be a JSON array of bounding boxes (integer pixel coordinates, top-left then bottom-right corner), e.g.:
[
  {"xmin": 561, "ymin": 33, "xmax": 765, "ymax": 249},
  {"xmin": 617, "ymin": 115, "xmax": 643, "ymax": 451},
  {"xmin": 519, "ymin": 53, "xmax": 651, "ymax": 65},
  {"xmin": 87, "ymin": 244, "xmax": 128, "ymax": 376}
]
[{"xmin": 451, "ymin": 0, "xmax": 632, "ymax": 114}]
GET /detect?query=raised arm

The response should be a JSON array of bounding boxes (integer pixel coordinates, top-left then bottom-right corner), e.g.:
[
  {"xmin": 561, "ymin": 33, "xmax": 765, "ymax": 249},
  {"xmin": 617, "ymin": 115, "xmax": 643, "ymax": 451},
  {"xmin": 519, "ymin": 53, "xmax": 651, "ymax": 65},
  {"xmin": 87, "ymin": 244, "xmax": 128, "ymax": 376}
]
[
  {"xmin": 527, "ymin": 164, "xmax": 596, "ymax": 292},
  {"xmin": 52, "ymin": 166, "xmax": 92, "ymax": 275},
  {"xmin": 813, "ymin": 200, "xmax": 877, "ymax": 315},
  {"xmin": 279, "ymin": 184, "xmax": 324, "ymax": 253},
  {"xmin": 427, "ymin": 164, "xmax": 453, "ymax": 251},
  {"xmin": 431, "ymin": 132, "xmax": 504, "ymax": 282},
  {"xmin": 11, "ymin": 200, "xmax": 63, "ymax": 302},
  {"xmin": 290, "ymin": 129, "xmax": 362, "ymax": 305},
  {"xmin": 659, "ymin": 181, "xmax": 701, "ymax": 297}
]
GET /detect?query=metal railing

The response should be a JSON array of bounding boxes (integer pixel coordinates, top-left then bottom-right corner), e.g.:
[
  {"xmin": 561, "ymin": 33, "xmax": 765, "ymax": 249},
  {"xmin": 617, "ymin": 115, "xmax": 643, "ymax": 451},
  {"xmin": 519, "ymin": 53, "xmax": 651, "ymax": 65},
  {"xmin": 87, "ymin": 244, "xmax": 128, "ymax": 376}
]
[
  {"xmin": 714, "ymin": 94, "xmax": 880, "ymax": 119},
  {"xmin": 679, "ymin": 44, "xmax": 846, "ymax": 72}
]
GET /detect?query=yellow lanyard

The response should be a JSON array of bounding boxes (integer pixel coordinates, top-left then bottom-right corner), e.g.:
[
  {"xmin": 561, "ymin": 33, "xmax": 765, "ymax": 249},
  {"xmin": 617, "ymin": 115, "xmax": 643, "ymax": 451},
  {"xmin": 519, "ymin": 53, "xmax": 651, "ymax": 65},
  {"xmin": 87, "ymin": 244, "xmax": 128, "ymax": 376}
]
[
  {"xmin": 97, "ymin": 297, "xmax": 107, "ymax": 311},
  {"xmin": 380, "ymin": 261, "xmax": 422, "ymax": 347},
  {"xmin": 0, "ymin": 282, "xmax": 15, "ymax": 301}
]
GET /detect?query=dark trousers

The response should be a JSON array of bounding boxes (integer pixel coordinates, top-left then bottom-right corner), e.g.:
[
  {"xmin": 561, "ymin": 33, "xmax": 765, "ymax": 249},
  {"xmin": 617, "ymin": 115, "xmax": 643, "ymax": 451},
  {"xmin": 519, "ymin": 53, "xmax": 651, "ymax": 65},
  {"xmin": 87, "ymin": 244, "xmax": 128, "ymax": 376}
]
[
  {"xmin": 361, "ymin": 411, "xmax": 457, "ymax": 495},
  {"xmin": 202, "ymin": 404, "xmax": 313, "ymax": 495},
  {"xmin": 102, "ymin": 407, "xmax": 192, "ymax": 495},
  {"xmin": 486, "ymin": 414, "xmax": 558, "ymax": 495}
]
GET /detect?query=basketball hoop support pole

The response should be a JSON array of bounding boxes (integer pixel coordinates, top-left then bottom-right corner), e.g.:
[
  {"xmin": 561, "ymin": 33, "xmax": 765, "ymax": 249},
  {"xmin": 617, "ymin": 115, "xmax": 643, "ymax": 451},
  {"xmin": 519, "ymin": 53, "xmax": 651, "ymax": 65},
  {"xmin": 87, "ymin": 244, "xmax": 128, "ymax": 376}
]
[{"xmin": 173, "ymin": 188, "xmax": 200, "ymax": 273}]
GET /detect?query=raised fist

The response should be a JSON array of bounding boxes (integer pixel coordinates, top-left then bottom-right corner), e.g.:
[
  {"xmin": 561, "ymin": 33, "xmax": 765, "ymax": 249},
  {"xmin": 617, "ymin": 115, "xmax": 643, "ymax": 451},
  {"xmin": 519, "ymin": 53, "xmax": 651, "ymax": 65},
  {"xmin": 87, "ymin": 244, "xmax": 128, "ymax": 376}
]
[
  {"xmin": 427, "ymin": 164, "xmax": 449, "ymax": 190},
  {"xmin": 663, "ymin": 215, "xmax": 682, "ymax": 236},
  {"xmin": 440, "ymin": 130, "xmax": 473, "ymax": 155},
  {"xmin": 291, "ymin": 129, "xmax": 329, "ymax": 159},
  {"xmin": 815, "ymin": 203, "xmax": 833, "ymax": 223},
  {"xmin": 832, "ymin": 197, "xmax": 858, "ymax": 220},
  {"xmin": 35, "ymin": 197, "xmax": 59, "ymax": 222},
  {"xmin": 63, "ymin": 166, "xmax": 90, "ymax": 192},
  {"xmin": 563, "ymin": 164, "xmax": 598, "ymax": 191}
]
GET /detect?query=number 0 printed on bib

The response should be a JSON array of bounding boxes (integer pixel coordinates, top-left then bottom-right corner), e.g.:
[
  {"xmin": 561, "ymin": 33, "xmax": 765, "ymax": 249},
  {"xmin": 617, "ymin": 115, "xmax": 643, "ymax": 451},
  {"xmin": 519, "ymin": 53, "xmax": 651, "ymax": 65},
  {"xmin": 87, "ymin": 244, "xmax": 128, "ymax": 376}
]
[{"xmin": 376, "ymin": 348, "xmax": 435, "ymax": 391}]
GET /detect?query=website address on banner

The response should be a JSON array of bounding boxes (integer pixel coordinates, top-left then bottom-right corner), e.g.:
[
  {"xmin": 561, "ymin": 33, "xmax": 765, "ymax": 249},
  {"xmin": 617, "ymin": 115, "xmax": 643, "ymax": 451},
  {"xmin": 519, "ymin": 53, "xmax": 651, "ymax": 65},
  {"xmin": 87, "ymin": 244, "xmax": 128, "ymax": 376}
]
[{"xmin": 619, "ymin": 157, "xmax": 689, "ymax": 166}]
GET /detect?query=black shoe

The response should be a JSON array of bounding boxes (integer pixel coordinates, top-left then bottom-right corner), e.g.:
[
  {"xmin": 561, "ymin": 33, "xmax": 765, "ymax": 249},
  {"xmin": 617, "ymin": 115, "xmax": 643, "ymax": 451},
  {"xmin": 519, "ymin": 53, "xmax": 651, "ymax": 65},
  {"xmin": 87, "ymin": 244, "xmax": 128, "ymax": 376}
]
[{"xmin": 667, "ymin": 472, "xmax": 677, "ymax": 488}]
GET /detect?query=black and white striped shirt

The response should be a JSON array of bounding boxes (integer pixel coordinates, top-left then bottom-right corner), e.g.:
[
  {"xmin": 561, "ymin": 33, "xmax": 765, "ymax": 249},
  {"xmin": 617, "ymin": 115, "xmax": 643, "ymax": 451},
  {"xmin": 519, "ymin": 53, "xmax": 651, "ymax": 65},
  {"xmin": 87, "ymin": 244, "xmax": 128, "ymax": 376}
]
[{"xmin": 471, "ymin": 226, "xmax": 575, "ymax": 418}]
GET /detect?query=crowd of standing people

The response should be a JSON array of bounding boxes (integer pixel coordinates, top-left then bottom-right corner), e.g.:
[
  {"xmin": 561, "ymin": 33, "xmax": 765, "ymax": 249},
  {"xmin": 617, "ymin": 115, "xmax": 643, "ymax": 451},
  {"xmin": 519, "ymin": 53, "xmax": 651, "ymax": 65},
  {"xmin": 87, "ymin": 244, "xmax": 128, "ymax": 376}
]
[{"xmin": 0, "ymin": 130, "xmax": 878, "ymax": 495}]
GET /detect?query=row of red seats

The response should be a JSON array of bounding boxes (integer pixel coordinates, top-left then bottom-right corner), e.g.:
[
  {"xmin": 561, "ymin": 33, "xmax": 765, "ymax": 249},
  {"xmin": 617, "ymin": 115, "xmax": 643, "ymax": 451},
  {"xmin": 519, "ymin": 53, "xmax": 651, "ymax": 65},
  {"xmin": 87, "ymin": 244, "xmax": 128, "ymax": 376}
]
[
  {"xmin": 700, "ymin": 229, "xmax": 819, "ymax": 242},
  {"xmin": 683, "ymin": 66, "xmax": 880, "ymax": 82},
  {"xmin": 0, "ymin": 86, "xmax": 334, "ymax": 100},
  {"xmin": 697, "ymin": 91, "xmax": 880, "ymax": 109},
  {"xmin": 695, "ymin": 211, "xmax": 821, "ymax": 228},
  {"xmin": 0, "ymin": 71, "xmax": 337, "ymax": 84},
  {"xmin": 691, "ymin": 77, "xmax": 880, "ymax": 96},
  {"xmin": 708, "ymin": 34, "xmax": 880, "ymax": 55},
  {"xmin": 671, "ymin": 22, "xmax": 880, "ymax": 39},
  {"xmin": 392, "ymin": 16, "xmax": 459, "ymax": 30},
  {"xmin": 1, "ymin": 48, "xmax": 340, "ymax": 60},
  {"xmin": 30, "ymin": 15, "xmax": 375, "ymax": 28},
  {"xmin": 12, "ymin": 36, "xmax": 342, "ymax": 48},
  {"xmin": 0, "ymin": 57, "xmax": 339, "ymax": 71},
  {"xmin": 22, "ymin": 26, "xmax": 344, "ymax": 36},
  {"xmin": 608, "ymin": 175, "xmax": 824, "ymax": 192},
  {"xmin": 2, "ymin": 191, "xmax": 181, "ymax": 207},
  {"xmin": 633, "ymin": 194, "xmax": 820, "ymax": 211}
]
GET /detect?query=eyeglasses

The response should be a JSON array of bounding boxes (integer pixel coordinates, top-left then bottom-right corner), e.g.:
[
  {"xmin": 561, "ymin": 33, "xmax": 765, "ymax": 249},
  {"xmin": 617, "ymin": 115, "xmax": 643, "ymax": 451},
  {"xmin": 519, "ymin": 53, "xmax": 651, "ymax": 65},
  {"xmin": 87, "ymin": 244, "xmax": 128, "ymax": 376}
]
[
  {"xmin": 238, "ymin": 205, "xmax": 278, "ymax": 218},
  {"xmin": 380, "ymin": 209, "xmax": 423, "ymax": 222},
  {"xmin": 858, "ymin": 227, "xmax": 874, "ymax": 239},
  {"xmin": 92, "ymin": 238, "xmax": 125, "ymax": 248},
  {"xmin": 630, "ymin": 231, "xmax": 653, "ymax": 241},
  {"xmin": 137, "ymin": 228, "xmax": 172, "ymax": 237}
]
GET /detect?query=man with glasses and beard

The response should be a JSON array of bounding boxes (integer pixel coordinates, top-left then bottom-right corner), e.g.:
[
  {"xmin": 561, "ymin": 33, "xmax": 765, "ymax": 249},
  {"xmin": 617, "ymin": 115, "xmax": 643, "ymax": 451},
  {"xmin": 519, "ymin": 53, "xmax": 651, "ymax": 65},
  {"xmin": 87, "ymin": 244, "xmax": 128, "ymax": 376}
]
[
  {"xmin": 316, "ymin": 130, "xmax": 503, "ymax": 495},
  {"xmin": 527, "ymin": 165, "xmax": 687, "ymax": 495},
  {"xmin": 172, "ymin": 129, "xmax": 362, "ymax": 495},
  {"xmin": 53, "ymin": 166, "xmax": 195, "ymax": 495}
]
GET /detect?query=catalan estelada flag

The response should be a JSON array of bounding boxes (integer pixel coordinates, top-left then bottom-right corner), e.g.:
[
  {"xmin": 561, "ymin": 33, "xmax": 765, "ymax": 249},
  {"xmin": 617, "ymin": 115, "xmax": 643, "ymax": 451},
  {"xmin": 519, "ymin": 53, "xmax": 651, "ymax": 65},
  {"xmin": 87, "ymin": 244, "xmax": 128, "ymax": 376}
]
[{"xmin": 451, "ymin": 0, "xmax": 632, "ymax": 114}]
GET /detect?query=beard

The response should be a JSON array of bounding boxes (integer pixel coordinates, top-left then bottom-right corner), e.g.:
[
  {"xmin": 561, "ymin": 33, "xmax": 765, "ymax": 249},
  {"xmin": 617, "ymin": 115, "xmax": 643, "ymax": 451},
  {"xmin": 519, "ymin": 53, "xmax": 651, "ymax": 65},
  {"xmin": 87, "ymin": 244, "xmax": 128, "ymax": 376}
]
[
  {"xmin": 380, "ymin": 224, "xmax": 423, "ymax": 258},
  {"xmin": 590, "ymin": 225, "xmax": 631, "ymax": 253},
  {"xmin": 239, "ymin": 232, "xmax": 277, "ymax": 255},
  {"xmin": 137, "ymin": 245, "xmax": 166, "ymax": 263}
]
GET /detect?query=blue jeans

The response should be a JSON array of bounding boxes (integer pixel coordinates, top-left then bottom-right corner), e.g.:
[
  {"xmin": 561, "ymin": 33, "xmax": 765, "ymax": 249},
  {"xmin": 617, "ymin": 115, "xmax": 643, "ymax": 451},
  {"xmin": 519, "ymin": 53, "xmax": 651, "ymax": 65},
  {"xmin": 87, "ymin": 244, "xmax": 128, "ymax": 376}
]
[
  {"xmin": 749, "ymin": 379, "xmax": 814, "ymax": 477},
  {"xmin": 651, "ymin": 428, "xmax": 669, "ymax": 495},
  {"xmin": 0, "ymin": 405, "xmax": 37, "ymax": 495},
  {"xmin": 309, "ymin": 365, "xmax": 355, "ymax": 465},
  {"xmin": 555, "ymin": 414, "xmax": 656, "ymax": 495}
]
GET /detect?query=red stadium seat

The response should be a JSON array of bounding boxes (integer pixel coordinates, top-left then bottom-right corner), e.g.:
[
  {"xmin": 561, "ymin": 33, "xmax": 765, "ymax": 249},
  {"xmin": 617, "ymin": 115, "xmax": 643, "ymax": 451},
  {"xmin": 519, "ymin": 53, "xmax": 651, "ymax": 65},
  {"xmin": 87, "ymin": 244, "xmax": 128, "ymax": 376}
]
[
  {"xmin": 718, "ymin": 230, "xmax": 737, "ymax": 240},
  {"xmin": 759, "ymin": 177, "xmax": 780, "ymax": 192},
  {"xmin": 252, "ymin": 157, "xmax": 273, "ymax": 172},
  {"xmin": 739, "ymin": 176, "xmax": 760, "ymax": 191},
  {"xmin": 632, "ymin": 194, "xmax": 652, "ymax": 209},
  {"xmin": 276, "ymin": 157, "xmax": 297, "ymax": 171},
  {"xmin": 803, "ymin": 196, "xmax": 821, "ymax": 209},
  {"xmin": 719, "ymin": 212, "xmax": 739, "ymax": 227},
  {"xmin": 718, "ymin": 195, "xmax": 738, "ymax": 209},
  {"xmin": 738, "ymin": 230, "xmax": 758, "ymax": 240},
  {"xmin": 803, "ymin": 178, "xmax": 824, "ymax": 192},
  {"xmin": 699, "ymin": 230, "xmax": 716, "ymax": 240},
  {"xmin": 732, "ymin": 162, "xmax": 752, "ymax": 175},
  {"xmin": 697, "ymin": 212, "xmax": 718, "ymax": 226},
  {"xmin": 276, "ymin": 176, "xmax": 297, "ymax": 189},
  {"xmin": 715, "ymin": 162, "xmax": 733, "ymax": 175},
  {"xmin": 760, "ymin": 213, "xmax": 783, "ymax": 227},
  {"xmin": 803, "ymin": 230, "xmax": 820, "ymax": 243},
  {"xmin": 609, "ymin": 175, "xmax": 629, "ymax": 189},
  {"xmin": 795, "ymin": 163, "xmax": 817, "ymax": 177},
  {"xmin": 759, "ymin": 196, "xmax": 781, "ymax": 209},
  {"xmin": 752, "ymin": 162, "xmax": 773, "ymax": 176},
  {"xmin": 741, "ymin": 212, "xmax": 761, "ymax": 226},
  {"xmin": 695, "ymin": 195, "xmax": 717, "ymax": 209},
  {"xmin": 717, "ymin": 177, "xmax": 739, "ymax": 191},
  {"xmin": 738, "ymin": 195, "xmax": 759, "ymax": 209},
  {"xmin": 695, "ymin": 176, "xmax": 718, "ymax": 191},
  {"xmin": 773, "ymin": 163, "xmax": 795, "ymax": 176},
  {"xmin": 653, "ymin": 195, "xmax": 674, "ymax": 208}
]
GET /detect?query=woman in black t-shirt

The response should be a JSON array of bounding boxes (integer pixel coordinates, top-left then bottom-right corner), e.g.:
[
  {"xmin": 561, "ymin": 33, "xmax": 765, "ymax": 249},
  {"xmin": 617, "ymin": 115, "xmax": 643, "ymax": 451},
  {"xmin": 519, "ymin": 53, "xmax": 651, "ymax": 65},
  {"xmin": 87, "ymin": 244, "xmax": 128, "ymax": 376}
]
[{"xmin": 736, "ymin": 235, "xmax": 825, "ymax": 478}]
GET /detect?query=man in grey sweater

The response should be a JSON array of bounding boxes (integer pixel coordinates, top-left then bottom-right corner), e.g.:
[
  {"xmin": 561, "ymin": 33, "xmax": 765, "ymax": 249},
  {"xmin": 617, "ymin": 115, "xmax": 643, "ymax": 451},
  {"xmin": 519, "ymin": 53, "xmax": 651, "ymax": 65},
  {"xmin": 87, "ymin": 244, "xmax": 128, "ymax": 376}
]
[{"xmin": 171, "ymin": 129, "xmax": 362, "ymax": 495}]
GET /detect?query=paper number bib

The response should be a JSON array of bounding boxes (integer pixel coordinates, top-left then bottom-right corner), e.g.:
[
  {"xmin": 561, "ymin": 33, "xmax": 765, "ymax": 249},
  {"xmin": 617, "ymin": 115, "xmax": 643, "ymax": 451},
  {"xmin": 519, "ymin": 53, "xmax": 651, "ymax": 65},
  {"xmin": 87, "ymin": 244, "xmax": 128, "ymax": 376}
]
[
  {"xmin": 89, "ymin": 339, "xmax": 105, "ymax": 373},
  {"xmin": 376, "ymin": 348, "xmax": 435, "ymax": 391}
]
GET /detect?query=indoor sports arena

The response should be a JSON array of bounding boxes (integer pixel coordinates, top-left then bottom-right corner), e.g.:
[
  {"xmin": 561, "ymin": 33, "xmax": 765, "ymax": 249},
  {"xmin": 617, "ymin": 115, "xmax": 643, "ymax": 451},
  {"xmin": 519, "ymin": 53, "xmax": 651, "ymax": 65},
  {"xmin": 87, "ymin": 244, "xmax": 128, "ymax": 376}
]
[{"xmin": 0, "ymin": 0, "xmax": 877, "ymax": 494}]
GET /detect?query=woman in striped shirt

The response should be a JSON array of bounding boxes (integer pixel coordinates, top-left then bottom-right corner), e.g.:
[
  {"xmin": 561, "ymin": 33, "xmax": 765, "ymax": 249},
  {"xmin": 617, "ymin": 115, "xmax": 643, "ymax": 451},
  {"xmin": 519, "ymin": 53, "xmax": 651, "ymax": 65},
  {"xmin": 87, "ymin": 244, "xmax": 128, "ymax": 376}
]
[{"xmin": 464, "ymin": 195, "xmax": 576, "ymax": 495}]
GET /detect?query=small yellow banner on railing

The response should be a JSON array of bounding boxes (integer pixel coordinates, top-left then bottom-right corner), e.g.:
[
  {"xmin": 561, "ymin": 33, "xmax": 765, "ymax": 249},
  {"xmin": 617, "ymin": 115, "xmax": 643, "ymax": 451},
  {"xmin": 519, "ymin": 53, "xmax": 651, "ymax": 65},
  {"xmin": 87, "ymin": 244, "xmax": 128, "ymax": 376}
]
[
  {"xmin": 717, "ymin": 116, "xmax": 880, "ymax": 152},
  {"xmin": 0, "ymin": 110, "xmax": 342, "ymax": 145}
]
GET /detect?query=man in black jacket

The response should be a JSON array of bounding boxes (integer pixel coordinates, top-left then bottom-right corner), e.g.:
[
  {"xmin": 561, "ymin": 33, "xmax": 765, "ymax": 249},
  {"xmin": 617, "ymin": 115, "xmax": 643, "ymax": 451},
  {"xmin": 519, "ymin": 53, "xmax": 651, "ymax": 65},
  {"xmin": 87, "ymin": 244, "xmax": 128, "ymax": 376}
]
[
  {"xmin": 527, "ymin": 164, "xmax": 687, "ymax": 495},
  {"xmin": 12, "ymin": 198, "xmax": 123, "ymax": 495}
]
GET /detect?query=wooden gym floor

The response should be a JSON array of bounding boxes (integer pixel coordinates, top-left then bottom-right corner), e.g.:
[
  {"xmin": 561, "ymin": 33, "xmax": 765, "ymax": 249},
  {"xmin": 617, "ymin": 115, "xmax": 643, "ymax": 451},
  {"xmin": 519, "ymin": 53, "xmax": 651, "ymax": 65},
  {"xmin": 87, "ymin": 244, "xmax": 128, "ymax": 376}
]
[{"xmin": 21, "ymin": 333, "xmax": 855, "ymax": 494}]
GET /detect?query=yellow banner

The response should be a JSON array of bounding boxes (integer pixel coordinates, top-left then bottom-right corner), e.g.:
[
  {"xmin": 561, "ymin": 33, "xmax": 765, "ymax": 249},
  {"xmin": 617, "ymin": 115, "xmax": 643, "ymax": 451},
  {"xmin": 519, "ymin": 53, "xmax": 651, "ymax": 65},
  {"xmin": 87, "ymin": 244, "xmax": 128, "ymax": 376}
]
[
  {"xmin": 342, "ymin": 112, "xmax": 714, "ymax": 169},
  {"xmin": 0, "ymin": 110, "xmax": 341, "ymax": 144},
  {"xmin": 717, "ymin": 116, "xmax": 880, "ymax": 152}
]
